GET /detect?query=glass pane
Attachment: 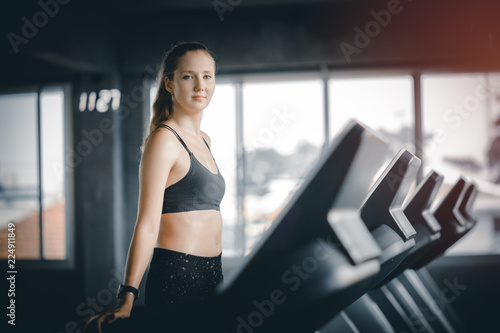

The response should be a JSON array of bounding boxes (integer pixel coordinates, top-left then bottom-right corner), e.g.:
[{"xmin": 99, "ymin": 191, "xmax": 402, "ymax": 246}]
[
  {"xmin": 0, "ymin": 93, "xmax": 40, "ymax": 259},
  {"xmin": 422, "ymin": 73, "xmax": 493, "ymax": 182},
  {"xmin": 202, "ymin": 84, "xmax": 238, "ymax": 257},
  {"xmin": 41, "ymin": 89, "xmax": 66, "ymax": 260},
  {"xmin": 487, "ymin": 73, "xmax": 500, "ymax": 184},
  {"xmin": 329, "ymin": 75, "xmax": 414, "ymax": 154},
  {"xmin": 243, "ymin": 79, "xmax": 324, "ymax": 253},
  {"xmin": 422, "ymin": 73, "xmax": 500, "ymax": 255}
]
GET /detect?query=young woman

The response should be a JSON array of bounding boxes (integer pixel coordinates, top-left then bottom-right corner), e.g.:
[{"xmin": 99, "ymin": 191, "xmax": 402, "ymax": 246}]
[{"xmin": 86, "ymin": 42, "xmax": 225, "ymax": 332}]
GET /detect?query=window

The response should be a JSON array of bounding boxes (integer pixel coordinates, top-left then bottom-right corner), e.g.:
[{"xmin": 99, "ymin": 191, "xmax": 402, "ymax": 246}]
[
  {"xmin": 151, "ymin": 70, "xmax": 500, "ymax": 257},
  {"xmin": 0, "ymin": 87, "xmax": 68, "ymax": 260},
  {"xmin": 329, "ymin": 75, "xmax": 415, "ymax": 154},
  {"xmin": 422, "ymin": 72, "xmax": 500, "ymax": 255},
  {"xmin": 422, "ymin": 73, "xmax": 499, "ymax": 183},
  {"xmin": 242, "ymin": 78, "xmax": 324, "ymax": 252},
  {"xmin": 201, "ymin": 84, "xmax": 238, "ymax": 257}
]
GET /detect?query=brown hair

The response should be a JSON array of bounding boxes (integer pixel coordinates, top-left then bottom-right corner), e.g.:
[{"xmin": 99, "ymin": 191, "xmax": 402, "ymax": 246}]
[{"xmin": 139, "ymin": 42, "xmax": 216, "ymax": 155}]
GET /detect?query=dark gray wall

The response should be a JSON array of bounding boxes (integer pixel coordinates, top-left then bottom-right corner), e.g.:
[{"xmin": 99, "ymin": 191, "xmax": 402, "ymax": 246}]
[{"xmin": 2, "ymin": 0, "xmax": 500, "ymax": 83}]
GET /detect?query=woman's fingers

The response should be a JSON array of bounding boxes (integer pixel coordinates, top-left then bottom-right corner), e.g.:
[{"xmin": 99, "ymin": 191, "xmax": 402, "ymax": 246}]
[
  {"xmin": 82, "ymin": 314, "xmax": 100, "ymax": 332},
  {"xmin": 85, "ymin": 308, "xmax": 130, "ymax": 332},
  {"xmin": 107, "ymin": 312, "xmax": 117, "ymax": 324},
  {"xmin": 95, "ymin": 312, "xmax": 111, "ymax": 333}
]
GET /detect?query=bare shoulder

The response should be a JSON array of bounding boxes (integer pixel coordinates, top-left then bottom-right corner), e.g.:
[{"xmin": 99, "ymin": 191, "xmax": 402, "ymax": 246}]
[
  {"xmin": 201, "ymin": 130, "xmax": 212, "ymax": 147},
  {"xmin": 135, "ymin": 127, "xmax": 181, "ymax": 225},
  {"xmin": 141, "ymin": 127, "xmax": 181, "ymax": 167}
]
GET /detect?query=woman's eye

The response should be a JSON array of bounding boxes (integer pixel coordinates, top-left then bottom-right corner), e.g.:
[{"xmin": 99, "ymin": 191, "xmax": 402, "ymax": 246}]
[
  {"xmin": 183, "ymin": 75, "xmax": 192, "ymax": 79},
  {"xmin": 204, "ymin": 75, "xmax": 212, "ymax": 79}
]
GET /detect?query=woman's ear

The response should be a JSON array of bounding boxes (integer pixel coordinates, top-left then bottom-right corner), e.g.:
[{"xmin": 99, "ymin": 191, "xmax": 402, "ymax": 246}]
[{"xmin": 164, "ymin": 77, "xmax": 173, "ymax": 95}]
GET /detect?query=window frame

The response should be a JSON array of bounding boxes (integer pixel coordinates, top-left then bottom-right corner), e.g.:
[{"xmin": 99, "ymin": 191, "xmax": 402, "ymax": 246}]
[
  {"xmin": 0, "ymin": 83, "xmax": 75, "ymax": 270},
  {"xmin": 327, "ymin": 69, "xmax": 419, "ymax": 167}
]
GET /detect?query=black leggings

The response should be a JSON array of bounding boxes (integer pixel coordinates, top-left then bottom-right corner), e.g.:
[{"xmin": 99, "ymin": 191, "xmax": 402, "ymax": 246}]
[{"xmin": 145, "ymin": 247, "xmax": 223, "ymax": 312}]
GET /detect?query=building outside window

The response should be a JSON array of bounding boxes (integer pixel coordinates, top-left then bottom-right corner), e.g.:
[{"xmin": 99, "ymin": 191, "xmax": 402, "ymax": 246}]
[{"xmin": 0, "ymin": 87, "xmax": 68, "ymax": 261}]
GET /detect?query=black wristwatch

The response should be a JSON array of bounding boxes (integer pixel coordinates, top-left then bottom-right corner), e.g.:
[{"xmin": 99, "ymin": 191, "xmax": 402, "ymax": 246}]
[{"xmin": 117, "ymin": 284, "xmax": 140, "ymax": 301}]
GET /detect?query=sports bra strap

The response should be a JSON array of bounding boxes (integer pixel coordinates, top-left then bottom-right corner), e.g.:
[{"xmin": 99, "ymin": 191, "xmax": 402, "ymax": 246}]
[
  {"xmin": 160, "ymin": 124, "xmax": 191, "ymax": 154},
  {"xmin": 202, "ymin": 137, "xmax": 216, "ymax": 161},
  {"xmin": 202, "ymin": 137, "xmax": 211, "ymax": 151}
]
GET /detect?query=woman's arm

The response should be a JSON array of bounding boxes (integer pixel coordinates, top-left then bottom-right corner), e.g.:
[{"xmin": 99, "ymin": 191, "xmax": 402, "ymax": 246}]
[
  {"xmin": 89, "ymin": 129, "xmax": 180, "ymax": 332},
  {"xmin": 121, "ymin": 129, "xmax": 179, "ymax": 301}
]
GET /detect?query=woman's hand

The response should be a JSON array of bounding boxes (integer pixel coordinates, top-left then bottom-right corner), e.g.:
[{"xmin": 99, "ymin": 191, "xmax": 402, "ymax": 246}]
[{"xmin": 83, "ymin": 294, "xmax": 134, "ymax": 333}]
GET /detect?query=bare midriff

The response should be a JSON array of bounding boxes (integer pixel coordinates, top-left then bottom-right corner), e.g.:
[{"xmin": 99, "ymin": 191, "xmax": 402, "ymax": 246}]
[{"xmin": 157, "ymin": 210, "xmax": 222, "ymax": 257}]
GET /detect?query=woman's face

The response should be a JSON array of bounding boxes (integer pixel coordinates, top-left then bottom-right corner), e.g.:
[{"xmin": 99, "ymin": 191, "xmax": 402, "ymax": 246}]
[{"xmin": 166, "ymin": 50, "xmax": 216, "ymax": 114}]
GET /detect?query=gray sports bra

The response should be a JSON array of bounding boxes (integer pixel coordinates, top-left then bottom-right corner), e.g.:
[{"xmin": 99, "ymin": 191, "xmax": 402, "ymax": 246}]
[{"xmin": 160, "ymin": 124, "xmax": 225, "ymax": 214}]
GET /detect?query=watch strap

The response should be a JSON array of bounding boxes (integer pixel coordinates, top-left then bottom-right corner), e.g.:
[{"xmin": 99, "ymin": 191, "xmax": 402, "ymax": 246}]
[{"xmin": 117, "ymin": 284, "xmax": 140, "ymax": 301}]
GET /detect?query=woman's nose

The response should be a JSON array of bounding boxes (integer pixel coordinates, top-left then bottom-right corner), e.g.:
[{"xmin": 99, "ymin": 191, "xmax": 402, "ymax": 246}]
[{"xmin": 194, "ymin": 78, "xmax": 205, "ymax": 91}]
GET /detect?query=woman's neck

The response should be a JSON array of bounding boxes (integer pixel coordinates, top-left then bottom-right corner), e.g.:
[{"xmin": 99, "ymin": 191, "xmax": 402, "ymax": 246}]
[{"xmin": 168, "ymin": 112, "xmax": 203, "ymax": 136}]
